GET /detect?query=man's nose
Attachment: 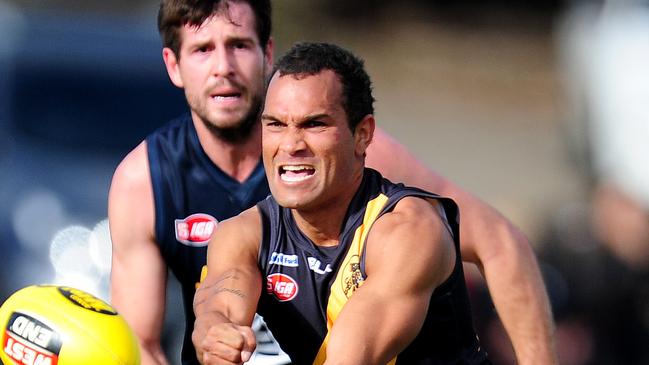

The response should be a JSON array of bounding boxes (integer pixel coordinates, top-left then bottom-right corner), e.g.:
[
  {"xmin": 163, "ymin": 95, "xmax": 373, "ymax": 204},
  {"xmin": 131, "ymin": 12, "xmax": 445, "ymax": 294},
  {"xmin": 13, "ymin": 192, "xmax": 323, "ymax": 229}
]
[
  {"xmin": 211, "ymin": 47, "xmax": 235, "ymax": 77},
  {"xmin": 279, "ymin": 127, "xmax": 307, "ymax": 154}
]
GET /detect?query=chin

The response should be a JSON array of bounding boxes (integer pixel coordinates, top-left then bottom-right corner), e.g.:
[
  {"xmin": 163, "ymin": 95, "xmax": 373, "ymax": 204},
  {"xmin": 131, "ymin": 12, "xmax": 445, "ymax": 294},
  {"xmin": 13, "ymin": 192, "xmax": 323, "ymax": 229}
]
[
  {"xmin": 274, "ymin": 196, "xmax": 301, "ymax": 209},
  {"xmin": 270, "ymin": 181, "xmax": 322, "ymax": 209},
  {"xmin": 206, "ymin": 115, "xmax": 242, "ymax": 129},
  {"xmin": 273, "ymin": 193, "xmax": 310, "ymax": 210}
]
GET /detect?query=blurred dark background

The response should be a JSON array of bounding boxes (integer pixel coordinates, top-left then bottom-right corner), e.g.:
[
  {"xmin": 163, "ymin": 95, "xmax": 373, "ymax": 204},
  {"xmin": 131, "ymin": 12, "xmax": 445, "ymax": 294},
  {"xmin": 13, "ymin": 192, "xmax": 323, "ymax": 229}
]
[{"xmin": 2, "ymin": 1, "xmax": 649, "ymax": 364}]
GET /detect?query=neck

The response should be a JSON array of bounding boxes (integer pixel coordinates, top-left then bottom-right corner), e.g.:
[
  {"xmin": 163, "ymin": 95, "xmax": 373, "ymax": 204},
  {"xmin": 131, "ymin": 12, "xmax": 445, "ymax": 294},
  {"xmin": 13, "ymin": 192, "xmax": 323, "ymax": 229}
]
[
  {"xmin": 292, "ymin": 169, "xmax": 365, "ymax": 247},
  {"xmin": 193, "ymin": 118, "xmax": 262, "ymax": 183}
]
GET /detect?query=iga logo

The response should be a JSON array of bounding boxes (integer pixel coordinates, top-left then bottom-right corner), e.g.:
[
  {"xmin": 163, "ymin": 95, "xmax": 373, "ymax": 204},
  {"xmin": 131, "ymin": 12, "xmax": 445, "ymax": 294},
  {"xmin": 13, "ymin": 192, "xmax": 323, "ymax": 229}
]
[
  {"xmin": 3, "ymin": 312, "xmax": 61, "ymax": 365},
  {"xmin": 175, "ymin": 214, "xmax": 218, "ymax": 247},
  {"xmin": 266, "ymin": 273, "xmax": 298, "ymax": 302}
]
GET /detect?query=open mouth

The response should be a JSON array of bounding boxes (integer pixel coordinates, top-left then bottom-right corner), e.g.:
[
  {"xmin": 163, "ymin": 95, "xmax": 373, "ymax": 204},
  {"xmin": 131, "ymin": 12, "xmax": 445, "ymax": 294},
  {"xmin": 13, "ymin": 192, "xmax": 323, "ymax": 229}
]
[
  {"xmin": 279, "ymin": 165, "xmax": 315, "ymax": 182},
  {"xmin": 212, "ymin": 92, "xmax": 242, "ymax": 101}
]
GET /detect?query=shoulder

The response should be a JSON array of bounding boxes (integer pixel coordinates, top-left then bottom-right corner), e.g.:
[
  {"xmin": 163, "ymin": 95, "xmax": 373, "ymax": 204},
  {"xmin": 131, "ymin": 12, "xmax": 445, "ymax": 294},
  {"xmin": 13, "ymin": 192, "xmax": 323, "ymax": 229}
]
[
  {"xmin": 236, "ymin": 206, "xmax": 263, "ymax": 230},
  {"xmin": 365, "ymin": 196, "xmax": 456, "ymax": 287},
  {"xmin": 108, "ymin": 142, "xmax": 155, "ymax": 232},
  {"xmin": 110, "ymin": 141, "xmax": 151, "ymax": 196},
  {"xmin": 108, "ymin": 141, "xmax": 157, "ymax": 246},
  {"xmin": 377, "ymin": 196, "xmax": 444, "ymax": 232},
  {"xmin": 208, "ymin": 207, "xmax": 262, "ymax": 260},
  {"xmin": 368, "ymin": 196, "xmax": 454, "ymax": 259},
  {"xmin": 216, "ymin": 207, "xmax": 262, "ymax": 244}
]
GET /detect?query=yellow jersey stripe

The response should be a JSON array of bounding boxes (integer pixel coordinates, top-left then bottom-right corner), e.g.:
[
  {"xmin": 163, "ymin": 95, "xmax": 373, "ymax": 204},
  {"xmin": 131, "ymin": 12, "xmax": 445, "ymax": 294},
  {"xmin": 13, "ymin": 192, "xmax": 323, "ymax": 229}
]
[{"xmin": 313, "ymin": 194, "xmax": 397, "ymax": 365}]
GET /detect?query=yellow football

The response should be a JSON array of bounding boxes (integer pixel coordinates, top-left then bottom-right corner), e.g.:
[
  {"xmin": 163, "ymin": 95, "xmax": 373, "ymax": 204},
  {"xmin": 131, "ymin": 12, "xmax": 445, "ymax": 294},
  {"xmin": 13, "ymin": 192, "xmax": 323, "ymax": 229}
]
[{"xmin": 0, "ymin": 285, "xmax": 140, "ymax": 364}]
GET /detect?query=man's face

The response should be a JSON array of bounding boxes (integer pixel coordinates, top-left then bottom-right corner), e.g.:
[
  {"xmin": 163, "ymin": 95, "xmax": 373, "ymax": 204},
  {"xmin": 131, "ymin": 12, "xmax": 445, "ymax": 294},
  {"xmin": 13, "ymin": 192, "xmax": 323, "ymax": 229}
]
[
  {"xmin": 261, "ymin": 70, "xmax": 372, "ymax": 212},
  {"xmin": 163, "ymin": 2, "xmax": 271, "ymax": 136}
]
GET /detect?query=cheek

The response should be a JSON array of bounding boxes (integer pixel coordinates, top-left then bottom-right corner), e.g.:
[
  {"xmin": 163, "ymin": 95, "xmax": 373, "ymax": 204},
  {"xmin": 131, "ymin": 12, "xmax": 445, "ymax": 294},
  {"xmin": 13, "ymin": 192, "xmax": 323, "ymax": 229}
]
[
  {"xmin": 182, "ymin": 58, "xmax": 211, "ymax": 81},
  {"xmin": 322, "ymin": 144, "xmax": 354, "ymax": 172},
  {"xmin": 241, "ymin": 57, "xmax": 267, "ymax": 83},
  {"xmin": 261, "ymin": 134, "xmax": 279, "ymax": 158},
  {"xmin": 178, "ymin": 73, "xmax": 200, "ymax": 96}
]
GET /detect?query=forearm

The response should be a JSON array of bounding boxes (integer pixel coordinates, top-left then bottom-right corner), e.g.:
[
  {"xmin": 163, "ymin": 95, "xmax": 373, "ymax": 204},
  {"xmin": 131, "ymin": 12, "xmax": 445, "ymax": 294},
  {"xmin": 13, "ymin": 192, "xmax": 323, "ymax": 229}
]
[
  {"xmin": 193, "ymin": 268, "xmax": 259, "ymax": 325},
  {"xmin": 324, "ymin": 295, "xmax": 424, "ymax": 365},
  {"xmin": 192, "ymin": 267, "xmax": 260, "ymax": 341},
  {"xmin": 138, "ymin": 343, "xmax": 171, "ymax": 365},
  {"xmin": 480, "ymin": 227, "xmax": 557, "ymax": 365},
  {"xmin": 435, "ymin": 178, "xmax": 557, "ymax": 364},
  {"xmin": 430, "ymin": 194, "xmax": 556, "ymax": 363},
  {"xmin": 110, "ymin": 243, "xmax": 169, "ymax": 365},
  {"xmin": 192, "ymin": 268, "xmax": 260, "ymax": 364},
  {"xmin": 111, "ymin": 275, "xmax": 169, "ymax": 365}
]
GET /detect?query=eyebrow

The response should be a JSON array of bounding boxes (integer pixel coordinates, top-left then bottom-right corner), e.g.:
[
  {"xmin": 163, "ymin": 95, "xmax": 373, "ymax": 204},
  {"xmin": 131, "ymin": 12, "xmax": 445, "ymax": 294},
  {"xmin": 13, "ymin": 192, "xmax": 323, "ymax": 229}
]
[
  {"xmin": 225, "ymin": 36, "xmax": 256, "ymax": 45},
  {"xmin": 185, "ymin": 33, "xmax": 255, "ymax": 48},
  {"xmin": 303, "ymin": 113, "xmax": 329, "ymax": 122},
  {"xmin": 261, "ymin": 113, "xmax": 330, "ymax": 123},
  {"xmin": 260, "ymin": 114, "xmax": 280, "ymax": 123}
]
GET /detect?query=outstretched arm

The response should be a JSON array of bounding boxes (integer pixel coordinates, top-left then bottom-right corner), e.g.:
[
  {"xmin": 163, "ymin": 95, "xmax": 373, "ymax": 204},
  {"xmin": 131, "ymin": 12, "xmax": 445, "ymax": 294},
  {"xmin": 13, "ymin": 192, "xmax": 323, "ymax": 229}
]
[
  {"xmin": 192, "ymin": 208, "xmax": 262, "ymax": 365},
  {"xmin": 324, "ymin": 197, "xmax": 456, "ymax": 364},
  {"xmin": 366, "ymin": 128, "xmax": 557, "ymax": 365},
  {"xmin": 109, "ymin": 142, "xmax": 170, "ymax": 365}
]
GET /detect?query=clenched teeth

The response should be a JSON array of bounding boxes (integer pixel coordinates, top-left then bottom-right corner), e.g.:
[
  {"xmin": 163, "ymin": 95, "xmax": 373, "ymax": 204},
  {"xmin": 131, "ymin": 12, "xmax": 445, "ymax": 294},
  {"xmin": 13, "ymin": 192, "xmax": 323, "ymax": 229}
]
[
  {"xmin": 280, "ymin": 165, "xmax": 315, "ymax": 182},
  {"xmin": 213, "ymin": 94, "xmax": 240, "ymax": 100},
  {"xmin": 282, "ymin": 165, "xmax": 312, "ymax": 171}
]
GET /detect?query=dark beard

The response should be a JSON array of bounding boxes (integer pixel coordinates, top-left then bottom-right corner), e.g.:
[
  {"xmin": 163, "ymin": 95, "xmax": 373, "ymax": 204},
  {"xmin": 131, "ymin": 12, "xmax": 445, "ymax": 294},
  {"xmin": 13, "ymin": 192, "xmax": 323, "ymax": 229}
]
[{"xmin": 201, "ymin": 98, "xmax": 262, "ymax": 144}]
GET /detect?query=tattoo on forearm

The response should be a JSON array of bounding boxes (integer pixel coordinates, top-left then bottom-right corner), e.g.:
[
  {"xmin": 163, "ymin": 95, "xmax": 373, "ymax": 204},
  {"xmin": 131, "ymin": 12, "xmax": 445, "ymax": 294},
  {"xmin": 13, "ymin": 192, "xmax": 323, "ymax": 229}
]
[
  {"xmin": 213, "ymin": 287, "xmax": 245, "ymax": 298},
  {"xmin": 194, "ymin": 271, "xmax": 246, "ymax": 307}
]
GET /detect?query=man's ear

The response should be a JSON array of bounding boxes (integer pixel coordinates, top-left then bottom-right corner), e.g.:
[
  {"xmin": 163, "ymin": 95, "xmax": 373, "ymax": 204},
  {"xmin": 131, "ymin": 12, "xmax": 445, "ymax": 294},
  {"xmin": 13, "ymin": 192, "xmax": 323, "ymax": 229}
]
[
  {"xmin": 354, "ymin": 114, "xmax": 376, "ymax": 158},
  {"xmin": 162, "ymin": 47, "xmax": 184, "ymax": 88},
  {"xmin": 263, "ymin": 37, "xmax": 275, "ymax": 78}
]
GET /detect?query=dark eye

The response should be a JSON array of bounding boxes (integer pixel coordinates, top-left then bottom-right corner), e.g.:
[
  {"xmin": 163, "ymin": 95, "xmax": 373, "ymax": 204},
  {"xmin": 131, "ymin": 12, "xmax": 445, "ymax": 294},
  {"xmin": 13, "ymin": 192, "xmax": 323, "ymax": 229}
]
[
  {"xmin": 196, "ymin": 45, "xmax": 211, "ymax": 54},
  {"xmin": 264, "ymin": 120, "xmax": 284, "ymax": 130},
  {"xmin": 305, "ymin": 120, "xmax": 325, "ymax": 128},
  {"xmin": 232, "ymin": 41, "xmax": 249, "ymax": 50}
]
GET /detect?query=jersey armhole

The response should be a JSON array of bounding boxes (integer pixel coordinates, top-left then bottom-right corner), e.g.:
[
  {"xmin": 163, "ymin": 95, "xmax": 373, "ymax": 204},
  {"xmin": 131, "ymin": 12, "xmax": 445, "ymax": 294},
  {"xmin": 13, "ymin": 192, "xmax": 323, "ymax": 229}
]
[
  {"xmin": 146, "ymin": 137, "xmax": 166, "ymax": 246},
  {"xmin": 256, "ymin": 198, "xmax": 273, "ymax": 272}
]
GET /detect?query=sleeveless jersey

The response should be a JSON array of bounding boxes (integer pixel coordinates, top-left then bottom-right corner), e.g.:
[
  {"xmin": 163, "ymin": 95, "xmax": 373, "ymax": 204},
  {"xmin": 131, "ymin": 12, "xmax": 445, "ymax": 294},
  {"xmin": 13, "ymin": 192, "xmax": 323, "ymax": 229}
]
[
  {"xmin": 147, "ymin": 114, "xmax": 271, "ymax": 364},
  {"xmin": 257, "ymin": 168, "xmax": 490, "ymax": 365}
]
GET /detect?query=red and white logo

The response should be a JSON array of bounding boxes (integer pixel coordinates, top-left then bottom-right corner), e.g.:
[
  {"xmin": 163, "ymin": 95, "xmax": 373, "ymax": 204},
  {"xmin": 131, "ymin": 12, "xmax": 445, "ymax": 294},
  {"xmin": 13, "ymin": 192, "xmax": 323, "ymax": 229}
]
[
  {"xmin": 266, "ymin": 273, "xmax": 298, "ymax": 302},
  {"xmin": 175, "ymin": 214, "xmax": 218, "ymax": 247}
]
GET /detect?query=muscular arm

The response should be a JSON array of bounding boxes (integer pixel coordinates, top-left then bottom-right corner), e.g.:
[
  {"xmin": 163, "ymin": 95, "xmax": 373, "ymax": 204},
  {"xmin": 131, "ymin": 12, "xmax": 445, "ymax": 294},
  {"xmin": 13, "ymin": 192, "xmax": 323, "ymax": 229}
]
[
  {"xmin": 324, "ymin": 198, "xmax": 456, "ymax": 365},
  {"xmin": 366, "ymin": 128, "xmax": 557, "ymax": 364},
  {"xmin": 108, "ymin": 142, "xmax": 170, "ymax": 365},
  {"xmin": 192, "ymin": 208, "xmax": 262, "ymax": 365}
]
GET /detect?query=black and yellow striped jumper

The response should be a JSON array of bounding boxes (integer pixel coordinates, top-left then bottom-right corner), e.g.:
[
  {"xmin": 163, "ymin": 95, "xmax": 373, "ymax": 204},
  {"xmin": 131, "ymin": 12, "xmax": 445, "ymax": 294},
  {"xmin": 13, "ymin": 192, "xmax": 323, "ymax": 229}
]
[{"xmin": 257, "ymin": 168, "xmax": 490, "ymax": 364}]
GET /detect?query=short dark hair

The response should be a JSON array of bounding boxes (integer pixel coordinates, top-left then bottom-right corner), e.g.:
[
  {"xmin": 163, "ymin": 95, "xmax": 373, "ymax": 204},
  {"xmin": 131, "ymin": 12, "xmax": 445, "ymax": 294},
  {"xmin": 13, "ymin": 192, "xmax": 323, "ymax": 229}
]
[
  {"xmin": 273, "ymin": 42, "xmax": 375, "ymax": 131},
  {"xmin": 157, "ymin": 0, "xmax": 271, "ymax": 57}
]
